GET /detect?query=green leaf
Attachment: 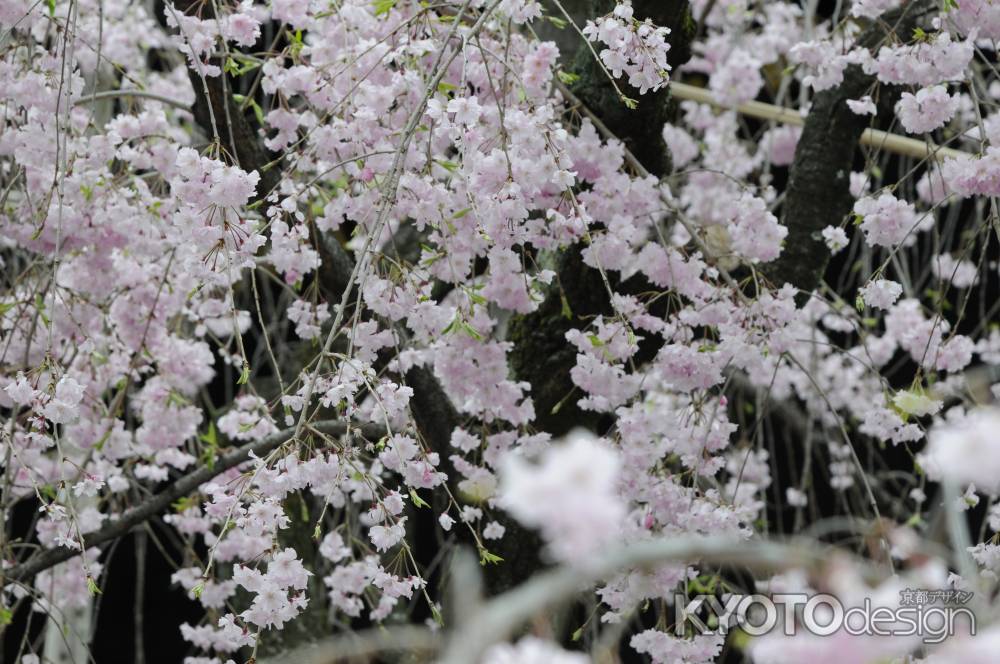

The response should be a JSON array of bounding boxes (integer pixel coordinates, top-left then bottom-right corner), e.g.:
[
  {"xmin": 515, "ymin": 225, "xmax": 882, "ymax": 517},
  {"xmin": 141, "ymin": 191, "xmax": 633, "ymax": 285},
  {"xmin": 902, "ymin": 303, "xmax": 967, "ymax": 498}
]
[
  {"xmin": 250, "ymin": 99, "xmax": 265, "ymax": 127},
  {"xmin": 409, "ymin": 489, "xmax": 430, "ymax": 508},
  {"xmin": 620, "ymin": 95, "xmax": 639, "ymax": 109},
  {"xmin": 547, "ymin": 15, "xmax": 568, "ymax": 28},
  {"xmin": 373, "ymin": 0, "xmax": 396, "ymax": 15},
  {"xmin": 35, "ymin": 293, "xmax": 49, "ymax": 326},
  {"xmin": 0, "ymin": 607, "xmax": 12, "ymax": 625},
  {"xmin": 199, "ymin": 422, "xmax": 218, "ymax": 448},
  {"xmin": 237, "ymin": 362, "xmax": 250, "ymax": 385},
  {"xmin": 234, "ymin": 94, "xmax": 265, "ymax": 126},
  {"xmin": 556, "ymin": 70, "xmax": 579, "ymax": 85},
  {"xmin": 167, "ymin": 390, "xmax": 189, "ymax": 408},
  {"xmin": 441, "ymin": 317, "xmax": 459, "ymax": 336},
  {"xmin": 729, "ymin": 628, "xmax": 751, "ymax": 651},
  {"xmin": 560, "ymin": 291, "xmax": 573, "ymax": 319},
  {"xmin": 201, "ymin": 449, "xmax": 217, "ymax": 471},
  {"xmin": 86, "ymin": 576, "xmax": 102, "ymax": 596},
  {"xmin": 47, "ymin": 0, "xmax": 55, "ymax": 16},
  {"xmin": 172, "ymin": 496, "xmax": 197, "ymax": 512},
  {"xmin": 460, "ymin": 321, "xmax": 483, "ymax": 341},
  {"xmin": 437, "ymin": 81, "xmax": 458, "ymax": 94},
  {"xmin": 93, "ymin": 428, "xmax": 112, "ymax": 451},
  {"xmin": 478, "ymin": 546, "xmax": 504, "ymax": 565}
]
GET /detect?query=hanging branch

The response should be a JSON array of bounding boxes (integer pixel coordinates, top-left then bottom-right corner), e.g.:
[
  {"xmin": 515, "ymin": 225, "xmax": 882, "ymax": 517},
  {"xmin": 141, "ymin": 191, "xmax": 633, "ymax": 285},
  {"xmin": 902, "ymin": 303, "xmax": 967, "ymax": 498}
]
[{"xmin": 2, "ymin": 421, "xmax": 386, "ymax": 585}]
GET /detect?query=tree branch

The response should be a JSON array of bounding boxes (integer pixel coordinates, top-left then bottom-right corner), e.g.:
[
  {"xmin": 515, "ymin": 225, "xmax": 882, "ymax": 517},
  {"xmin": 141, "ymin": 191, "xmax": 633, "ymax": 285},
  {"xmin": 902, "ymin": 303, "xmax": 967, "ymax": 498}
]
[
  {"xmin": 668, "ymin": 81, "xmax": 965, "ymax": 161},
  {"xmin": 257, "ymin": 624, "xmax": 440, "ymax": 664},
  {"xmin": 2, "ymin": 420, "xmax": 385, "ymax": 585}
]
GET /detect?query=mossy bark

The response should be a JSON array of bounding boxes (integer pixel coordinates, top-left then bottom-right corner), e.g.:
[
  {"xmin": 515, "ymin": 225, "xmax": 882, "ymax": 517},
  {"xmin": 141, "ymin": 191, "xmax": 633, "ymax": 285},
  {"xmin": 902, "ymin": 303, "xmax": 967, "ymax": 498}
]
[
  {"xmin": 508, "ymin": 246, "xmax": 613, "ymax": 436},
  {"xmin": 154, "ymin": 0, "xmax": 281, "ymax": 201},
  {"xmin": 568, "ymin": 0, "xmax": 695, "ymax": 178},
  {"xmin": 508, "ymin": 0, "xmax": 694, "ymax": 437}
]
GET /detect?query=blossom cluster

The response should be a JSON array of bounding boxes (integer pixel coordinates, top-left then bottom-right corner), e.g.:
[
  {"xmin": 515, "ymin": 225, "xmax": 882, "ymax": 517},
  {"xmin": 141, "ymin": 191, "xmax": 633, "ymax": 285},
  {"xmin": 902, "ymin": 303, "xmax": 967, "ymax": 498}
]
[{"xmin": 582, "ymin": 1, "xmax": 672, "ymax": 94}]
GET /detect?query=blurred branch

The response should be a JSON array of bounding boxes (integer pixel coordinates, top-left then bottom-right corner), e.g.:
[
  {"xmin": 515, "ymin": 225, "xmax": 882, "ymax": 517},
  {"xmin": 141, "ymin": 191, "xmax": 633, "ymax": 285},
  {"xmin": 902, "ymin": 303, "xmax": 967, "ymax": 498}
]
[
  {"xmin": 257, "ymin": 625, "xmax": 441, "ymax": 664},
  {"xmin": 437, "ymin": 536, "xmax": 884, "ymax": 664}
]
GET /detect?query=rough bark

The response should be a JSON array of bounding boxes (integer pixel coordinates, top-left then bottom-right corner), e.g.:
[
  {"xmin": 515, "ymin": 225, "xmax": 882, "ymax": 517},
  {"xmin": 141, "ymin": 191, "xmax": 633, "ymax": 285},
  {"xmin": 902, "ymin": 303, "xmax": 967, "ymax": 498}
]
[
  {"xmin": 764, "ymin": 0, "xmax": 937, "ymax": 294},
  {"xmin": 187, "ymin": 69, "xmax": 282, "ymax": 201}
]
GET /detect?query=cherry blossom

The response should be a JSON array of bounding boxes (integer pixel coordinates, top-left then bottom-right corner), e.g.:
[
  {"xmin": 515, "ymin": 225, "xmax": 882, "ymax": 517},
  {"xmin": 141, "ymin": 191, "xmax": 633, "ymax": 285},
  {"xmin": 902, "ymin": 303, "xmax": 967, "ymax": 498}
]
[
  {"xmin": 920, "ymin": 408, "xmax": 1000, "ymax": 494},
  {"xmin": 582, "ymin": 1, "xmax": 672, "ymax": 95},
  {"xmin": 895, "ymin": 85, "xmax": 959, "ymax": 134},
  {"xmin": 498, "ymin": 430, "xmax": 626, "ymax": 562}
]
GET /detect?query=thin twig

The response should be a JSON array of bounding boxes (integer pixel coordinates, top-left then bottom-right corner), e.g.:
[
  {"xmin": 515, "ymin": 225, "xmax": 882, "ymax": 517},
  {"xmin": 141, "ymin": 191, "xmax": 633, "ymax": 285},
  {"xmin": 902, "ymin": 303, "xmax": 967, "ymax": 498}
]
[{"xmin": 72, "ymin": 89, "xmax": 191, "ymax": 110}]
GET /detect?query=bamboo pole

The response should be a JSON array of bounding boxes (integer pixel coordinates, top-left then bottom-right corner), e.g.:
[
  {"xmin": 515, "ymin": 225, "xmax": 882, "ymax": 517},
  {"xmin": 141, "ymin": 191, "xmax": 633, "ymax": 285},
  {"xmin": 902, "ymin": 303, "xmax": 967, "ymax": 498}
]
[{"xmin": 669, "ymin": 81, "xmax": 968, "ymax": 161}]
